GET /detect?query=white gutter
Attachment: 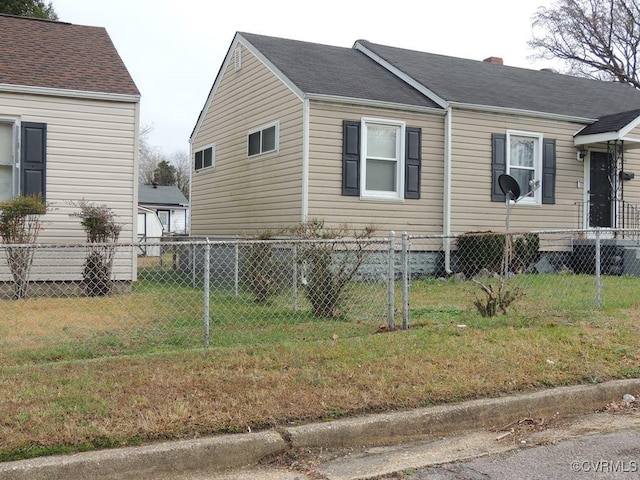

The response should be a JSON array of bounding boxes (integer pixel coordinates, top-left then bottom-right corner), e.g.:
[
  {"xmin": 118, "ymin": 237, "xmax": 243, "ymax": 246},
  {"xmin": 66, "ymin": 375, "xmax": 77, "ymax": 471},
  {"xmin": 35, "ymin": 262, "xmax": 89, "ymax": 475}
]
[
  {"xmin": 302, "ymin": 98, "xmax": 310, "ymax": 222},
  {"xmin": 449, "ymin": 101, "xmax": 595, "ymax": 125},
  {"xmin": 0, "ymin": 83, "xmax": 140, "ymax": 103},
  {"xmin": 305, "ymin": 93, "xmax": 445, "ymax": 116},
  {"xmin": 443, "ymin": 106, "xmax": 453, "ymax": 273}
]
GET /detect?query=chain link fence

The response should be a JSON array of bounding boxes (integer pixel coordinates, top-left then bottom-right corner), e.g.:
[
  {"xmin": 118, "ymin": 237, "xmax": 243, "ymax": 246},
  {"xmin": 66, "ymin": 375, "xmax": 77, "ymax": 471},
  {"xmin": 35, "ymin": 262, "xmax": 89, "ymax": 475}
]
[{"xmin": 1, "ymin": 229, "xmax": 638, "ymax": 366}]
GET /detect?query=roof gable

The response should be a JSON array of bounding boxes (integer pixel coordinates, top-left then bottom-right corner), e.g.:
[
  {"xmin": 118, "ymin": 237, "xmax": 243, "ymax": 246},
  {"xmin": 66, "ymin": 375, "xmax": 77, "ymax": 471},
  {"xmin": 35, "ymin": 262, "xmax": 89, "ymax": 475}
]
[{"xmin": 0, "ymin": 14, "xmax": 139, "ymax": 97}]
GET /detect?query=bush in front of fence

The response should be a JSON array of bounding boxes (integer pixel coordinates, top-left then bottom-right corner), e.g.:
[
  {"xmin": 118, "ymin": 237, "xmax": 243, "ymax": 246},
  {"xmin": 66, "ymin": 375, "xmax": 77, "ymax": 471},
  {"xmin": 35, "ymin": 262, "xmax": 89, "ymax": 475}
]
[
  {"xmin": 70, "ymin": 200, "xmax": 122, "ymax": 296},
  {"xmin": 0, "ymin": 195, "xmax": 47, "ymax": 299},
  {"xmin": 290, "ymin": 219, "xmax": 375, "ymax": 318}
]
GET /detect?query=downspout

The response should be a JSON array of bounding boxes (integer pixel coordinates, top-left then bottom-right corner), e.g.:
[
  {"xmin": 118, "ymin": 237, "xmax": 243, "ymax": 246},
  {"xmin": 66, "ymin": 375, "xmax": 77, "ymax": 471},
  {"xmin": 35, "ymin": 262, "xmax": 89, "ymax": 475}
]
[
  {"xmin": 187, "ymin": 137, "xmax": 193, "ymax": 235},
  {"xmin": 302, "ymin": 98, "xmax": 310, "ymax": 222},
  {"xmin": 443, "ymin": 106, "xmax": 453, "ymax": 273}
]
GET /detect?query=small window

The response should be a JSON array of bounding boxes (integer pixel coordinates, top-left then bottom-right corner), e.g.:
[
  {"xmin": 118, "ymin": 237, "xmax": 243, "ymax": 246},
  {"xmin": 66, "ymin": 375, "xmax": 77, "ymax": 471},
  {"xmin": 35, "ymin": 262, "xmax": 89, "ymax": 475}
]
[
  {"xmin": 247, "ymin": 122, "xmax": 279, "ymax": 157},
  {"xmin": 506, "ymin": 131, "xmax": 542, "ymax": 204},
  {"xmin": 194, "ymin": 145, "xmax": 215, "ymax": 171}
]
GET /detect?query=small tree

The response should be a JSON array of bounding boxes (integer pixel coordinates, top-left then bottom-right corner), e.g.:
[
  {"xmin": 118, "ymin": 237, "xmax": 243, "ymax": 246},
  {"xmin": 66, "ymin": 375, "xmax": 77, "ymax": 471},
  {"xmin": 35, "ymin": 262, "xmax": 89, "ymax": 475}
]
[
  {"xmin": 70, "ymin": 200, "xmax": 122, "ymax": 296},
  {"xmin": 290, "ymin": 219, "xmax": 375, "ymax": 318},
  {"xmin": 0, "ymin": 195, "xmax": 46, "ymax": 299},
  {"xmin": 241, "ymin": 231, "xmax": 283, "ymax": 303}
]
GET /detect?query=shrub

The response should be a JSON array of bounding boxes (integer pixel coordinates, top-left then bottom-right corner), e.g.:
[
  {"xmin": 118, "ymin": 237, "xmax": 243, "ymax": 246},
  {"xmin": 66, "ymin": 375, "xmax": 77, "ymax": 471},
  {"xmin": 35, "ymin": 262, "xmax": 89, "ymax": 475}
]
[
  {"xmin": 70, "ymin": 200, "xmax": 122, "ymax": 296},
  {"xmin": 290, "ymin": 219, "xmax": 375, "ymax": 318},
  {"xmin": 457, "ymin": 231, "xmax": 504, "ymax": 277},
  {"xmin": 0, "ymin": 195, "xmax": 47, "ymax": 298},
  {"xmin": 241, "ymin": 231, "xmax": 284, "ymax": 303}
]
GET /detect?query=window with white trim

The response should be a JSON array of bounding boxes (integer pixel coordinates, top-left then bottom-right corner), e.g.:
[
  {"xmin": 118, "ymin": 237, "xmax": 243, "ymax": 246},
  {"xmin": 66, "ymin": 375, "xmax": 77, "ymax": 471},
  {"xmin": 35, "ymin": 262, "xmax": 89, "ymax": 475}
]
[
  {"xmin": 361, "ymin": 118, "xmax": 405, "ymax": 200},
  {"xmin": 247, "ymin": 122, "xmax": 278, "ymax": 157},
  {"xmin": 507, "ymin": 130, "xmax": 542, "ymax": 204},
  {"xmin": 194, "ymin": 145, "xmax": 215, "ymax": 171}
]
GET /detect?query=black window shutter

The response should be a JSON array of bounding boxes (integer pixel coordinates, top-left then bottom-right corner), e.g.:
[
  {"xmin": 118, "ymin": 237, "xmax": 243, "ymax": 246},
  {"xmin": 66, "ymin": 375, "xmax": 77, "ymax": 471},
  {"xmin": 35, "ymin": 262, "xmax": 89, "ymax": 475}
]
[
  {"xmin": 404, "ymin": 127, "xmax": 422, "ymax": 199},
  {"xmin": 342, "ymin": 120, "xmax": 360, "ymax": 196},
  {"xmin": 491, "ymin": 133, "xmax": 506, "ymax": 202},
  {"xmin": 21, "ymin": 122, "xmax": 46, "ymax": 200},
  {"xmin": 542, "ymin": 138, "xmax": 556, "ymax": 204}
]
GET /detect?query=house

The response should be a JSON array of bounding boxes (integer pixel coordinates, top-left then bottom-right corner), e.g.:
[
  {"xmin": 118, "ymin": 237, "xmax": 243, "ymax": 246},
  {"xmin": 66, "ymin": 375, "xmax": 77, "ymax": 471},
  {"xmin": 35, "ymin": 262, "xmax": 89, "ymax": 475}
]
[
  {"xmin": 0, "ymin": 14, "xmax": 140, "ymax": 284},
  {"xmin": 138, "ymin": 184, "xmax": 189, "ymax": 235},
  {"xmin": 190, "ymin": 32, "xmax": 640, "ymax": 273},
  {"xmin": 137, "ymin": 206, "xmax": 164, "ymax": 257}
]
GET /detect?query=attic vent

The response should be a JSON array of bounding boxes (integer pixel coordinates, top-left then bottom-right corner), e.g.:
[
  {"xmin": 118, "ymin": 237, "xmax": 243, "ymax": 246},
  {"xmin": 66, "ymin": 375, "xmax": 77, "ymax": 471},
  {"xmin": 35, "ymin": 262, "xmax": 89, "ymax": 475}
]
[
  {"xmin": 483, "ymin": 56, "xmax": 503, "ymax": 65},
  {"xmin": 233, "ymin": 47, "xmax": 242, "ymax": 71}
]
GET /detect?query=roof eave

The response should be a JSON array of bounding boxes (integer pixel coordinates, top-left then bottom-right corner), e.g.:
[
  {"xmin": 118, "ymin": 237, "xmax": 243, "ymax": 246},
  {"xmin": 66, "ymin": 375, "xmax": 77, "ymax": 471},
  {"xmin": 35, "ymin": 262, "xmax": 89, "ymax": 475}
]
[
  {"xmin": 449, "ymin": 101, "xmax": 596, "ymax": 124},
  {"xmin": 305, "ymin": 93, "xmax": 445, "ymax": 115},
  {"xmin": 0, "ymin": 83, "xmax": 140, "ymax": 102}
]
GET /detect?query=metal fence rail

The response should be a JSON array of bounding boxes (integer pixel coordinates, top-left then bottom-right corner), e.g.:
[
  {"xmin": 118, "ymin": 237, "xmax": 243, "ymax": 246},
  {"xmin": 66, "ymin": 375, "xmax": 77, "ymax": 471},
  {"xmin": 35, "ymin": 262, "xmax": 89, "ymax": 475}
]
[{"xmin": 0, "ymin": 229, "xmax": 638, "ymax": 366}]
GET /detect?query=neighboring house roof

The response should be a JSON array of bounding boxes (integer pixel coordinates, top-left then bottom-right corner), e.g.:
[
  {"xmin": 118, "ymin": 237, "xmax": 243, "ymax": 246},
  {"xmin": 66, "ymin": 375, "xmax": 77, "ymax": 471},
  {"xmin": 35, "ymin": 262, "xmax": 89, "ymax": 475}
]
[
  {"xmin": 138, "ymin": 185, "xmax": 189, "ymax": 207},
  {"xmin": 0, "ymin": 14, "xmax": 139, "ymax": 97}
]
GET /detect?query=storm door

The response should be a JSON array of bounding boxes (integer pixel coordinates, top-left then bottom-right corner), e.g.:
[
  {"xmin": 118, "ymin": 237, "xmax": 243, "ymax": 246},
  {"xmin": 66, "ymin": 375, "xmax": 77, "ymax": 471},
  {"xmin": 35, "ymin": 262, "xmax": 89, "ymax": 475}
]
[{"xmin": 589, "ymin": 151, "xmax": 613, "ymax": 228}]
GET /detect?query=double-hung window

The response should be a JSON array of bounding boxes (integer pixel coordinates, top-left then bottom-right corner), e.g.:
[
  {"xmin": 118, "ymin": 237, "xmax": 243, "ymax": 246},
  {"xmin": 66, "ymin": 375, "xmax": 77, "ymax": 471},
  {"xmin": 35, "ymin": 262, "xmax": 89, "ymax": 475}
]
[
  {"xmin": 506, "ymin": 131, "xmax": 542, "ymax": 204},
  {"xmin": 247, "ymin": 122, "xmax": 278, "ymax": 157},
  {"xmin": 361, "ymin": 118, "xmax": 405, "ymax": 201}
]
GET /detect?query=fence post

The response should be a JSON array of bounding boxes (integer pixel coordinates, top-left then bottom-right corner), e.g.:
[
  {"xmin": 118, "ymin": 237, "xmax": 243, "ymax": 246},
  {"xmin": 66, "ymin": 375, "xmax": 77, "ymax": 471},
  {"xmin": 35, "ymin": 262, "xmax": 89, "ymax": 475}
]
[
  {"xmin": 402, "ymin": 232, "xmax": 410, "ymax": 330},
  {"xmin": 234, "ymin": 236, "xmax": 239, "ymax": 297},
  {"xmin": 292, "ymin": 243, "xmax": 298, "ymax": 312},
  {"xmin": 204, "ymin": 238, "xmax": 211, "ymax": 348},
  {"xmin": 595, "ymin": 228, "xmax": 602, "ymax": 310},
  {"xmin": 387, "ymin": 231, "xmax": 396, "ymax": 331}
]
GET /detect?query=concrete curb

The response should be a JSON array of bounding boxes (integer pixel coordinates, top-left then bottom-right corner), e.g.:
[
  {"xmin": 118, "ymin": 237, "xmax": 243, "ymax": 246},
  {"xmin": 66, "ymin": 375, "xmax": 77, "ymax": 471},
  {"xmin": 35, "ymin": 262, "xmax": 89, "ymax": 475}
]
[{"xmin": 1, "ymin": 379, "xmax": 639, "ymax": 479}]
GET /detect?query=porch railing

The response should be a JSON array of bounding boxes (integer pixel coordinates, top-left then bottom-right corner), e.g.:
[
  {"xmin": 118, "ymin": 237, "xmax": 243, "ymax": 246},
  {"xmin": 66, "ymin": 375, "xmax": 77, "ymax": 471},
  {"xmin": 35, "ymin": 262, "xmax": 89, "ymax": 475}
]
[{"xmin": 575, "ymin": 200, "xmax": 640, "ymax": 240}]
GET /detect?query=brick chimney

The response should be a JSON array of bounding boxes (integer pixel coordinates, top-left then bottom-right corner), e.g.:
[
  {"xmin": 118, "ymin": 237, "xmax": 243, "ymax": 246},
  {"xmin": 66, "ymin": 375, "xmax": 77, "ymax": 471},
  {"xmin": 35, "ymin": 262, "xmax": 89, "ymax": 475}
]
[{"xmin": 483, "ymin": 56, "xmax": 504, "ymax": 65}]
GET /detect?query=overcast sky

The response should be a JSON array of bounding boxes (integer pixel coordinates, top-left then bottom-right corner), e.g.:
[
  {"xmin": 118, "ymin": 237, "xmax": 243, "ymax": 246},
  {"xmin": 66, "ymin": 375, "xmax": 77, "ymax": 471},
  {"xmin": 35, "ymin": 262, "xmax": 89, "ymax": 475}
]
[{"xmin": 51, "ymin": 0, "xmax": 554, "ymax": 156}]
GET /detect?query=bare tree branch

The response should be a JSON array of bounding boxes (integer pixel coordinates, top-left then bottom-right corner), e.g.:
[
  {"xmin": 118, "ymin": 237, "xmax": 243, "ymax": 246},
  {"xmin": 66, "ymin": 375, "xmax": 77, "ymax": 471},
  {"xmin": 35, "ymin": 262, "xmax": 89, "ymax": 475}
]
[{"xmin": 530, "ymin": 0, "xmax": 640, "ymax": 88}]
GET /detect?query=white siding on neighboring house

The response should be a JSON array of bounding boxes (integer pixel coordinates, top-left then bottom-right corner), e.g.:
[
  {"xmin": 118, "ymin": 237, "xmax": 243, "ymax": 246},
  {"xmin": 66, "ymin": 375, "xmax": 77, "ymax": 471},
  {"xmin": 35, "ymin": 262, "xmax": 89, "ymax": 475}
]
[{"xmin": 0, "ymin": 91, "xmax": 139, "ymax": 282}]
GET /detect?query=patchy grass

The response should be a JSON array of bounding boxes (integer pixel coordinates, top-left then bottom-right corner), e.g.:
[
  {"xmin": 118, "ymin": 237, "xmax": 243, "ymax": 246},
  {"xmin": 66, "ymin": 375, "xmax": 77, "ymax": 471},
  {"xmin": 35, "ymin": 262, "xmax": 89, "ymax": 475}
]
[{"xmin": 0, "ymin": 273, "xmax": 639, "ymax": 461}]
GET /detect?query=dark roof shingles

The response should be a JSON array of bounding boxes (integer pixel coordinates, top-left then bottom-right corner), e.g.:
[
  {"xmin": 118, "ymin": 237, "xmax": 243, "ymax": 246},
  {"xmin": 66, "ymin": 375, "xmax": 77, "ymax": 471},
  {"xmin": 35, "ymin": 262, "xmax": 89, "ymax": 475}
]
[
  {"xmin": 239, "ymin": 32, "xmax": 441, "ymax": 109},
  {"xmin": 577, "ymin": 108, "xmax": 640, "ymax": 135},
  {"xmin": 0, "ymin": 14, "xmax": 139, "ymax": 96}
]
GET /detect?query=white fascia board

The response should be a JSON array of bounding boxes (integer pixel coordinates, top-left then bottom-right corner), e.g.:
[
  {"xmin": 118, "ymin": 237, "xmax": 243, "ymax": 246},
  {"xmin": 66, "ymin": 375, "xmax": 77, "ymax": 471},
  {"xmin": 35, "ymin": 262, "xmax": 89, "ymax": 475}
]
[
  {"xmin": 574, "ymin": 132, "xmax": 619, "ymax": 146},
  {"xmin": 353, "ymin": 42, "xmax": 449, "ymax": 109},
  {"xmin": 450, "ymin": 101, "xmax": 595, "ymax": 124},
  {"xmin": 618, "ymin": 114, "xmax": 640, "ymax": 138},
  {"xmin": 238, "ymin": 34, "xmax": 306, "ymax": 102},
  {"xmin": 305, "ymin": 93, "xmax": 445, "ymax": 115},
  {"xmin": 0, "ymin": 83, "xmax": 140, "ymax": 103}
]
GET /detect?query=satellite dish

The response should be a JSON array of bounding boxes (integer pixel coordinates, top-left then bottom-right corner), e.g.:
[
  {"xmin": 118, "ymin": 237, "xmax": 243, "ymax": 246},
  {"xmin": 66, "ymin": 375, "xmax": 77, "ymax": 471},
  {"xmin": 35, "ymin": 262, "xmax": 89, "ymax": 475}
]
[{"xmin": 498, "ymin": 174, "xmax": 520, "ymax": 200}]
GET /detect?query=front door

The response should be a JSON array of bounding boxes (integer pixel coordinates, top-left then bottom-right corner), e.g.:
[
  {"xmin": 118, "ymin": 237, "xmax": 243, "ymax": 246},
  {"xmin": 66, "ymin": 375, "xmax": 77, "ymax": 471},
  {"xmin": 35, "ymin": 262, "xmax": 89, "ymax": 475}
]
[{"xmin": 589, "ymin": 151, "xmax": 613, "ymax": 228}]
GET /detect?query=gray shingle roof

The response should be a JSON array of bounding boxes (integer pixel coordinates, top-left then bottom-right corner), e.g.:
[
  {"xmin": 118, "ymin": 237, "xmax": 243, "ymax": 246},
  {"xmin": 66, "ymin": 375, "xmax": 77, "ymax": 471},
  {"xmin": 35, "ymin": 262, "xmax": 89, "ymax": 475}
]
[
  {"xmin": 237, "ymin": 32, "xmax": 640, "ymax": 121},
  {"xmin": 0, "ymin": 14, "xmax": 139, "ymax": 96},
  {"xmin": 357, "ymin": 40, "xmax": 640, "ymax": 119},
  {"xmin": 139, "ymin": 185, "xmax": 188, "ymax": 207},
  {"xmin": 239, "ymin": 33, "xmax": 441, "ymax": 109}
]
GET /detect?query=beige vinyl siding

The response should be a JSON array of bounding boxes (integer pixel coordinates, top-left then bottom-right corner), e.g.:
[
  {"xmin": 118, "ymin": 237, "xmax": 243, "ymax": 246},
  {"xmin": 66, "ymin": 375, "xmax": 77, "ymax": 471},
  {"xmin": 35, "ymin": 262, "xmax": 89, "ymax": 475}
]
[
  {"xmin": 450, "ymin": 108, "xmax": 586, "ymax": 234},
  {"xmin": 191, "ymin": 44, "xmax": 303, "ymax": 236},
  {"xmin": 0, "ymin": 91, "xmax": 138, "ymax": 281},
  {"xmin": 307, "ymin": 101, "xmax": 445, "ymax": 236}
]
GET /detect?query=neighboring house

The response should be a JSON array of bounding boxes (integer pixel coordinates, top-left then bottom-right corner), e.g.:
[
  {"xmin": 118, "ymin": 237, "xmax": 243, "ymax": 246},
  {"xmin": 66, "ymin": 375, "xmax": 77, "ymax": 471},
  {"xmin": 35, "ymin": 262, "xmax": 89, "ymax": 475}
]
[
  {"xmin": 137, "ymin": 206, "xmax": 163, "ymax": 257},
  {"xmin": 190, "ymin": 32, "xmax": 640, "ymax": 272},
  {"xmin": 138, "ymin": 184, "xmax": 189, "ymax": 235},
  {"xmin": 0, "ymin": 14, "xmax": 140, "ymax": 283}
]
